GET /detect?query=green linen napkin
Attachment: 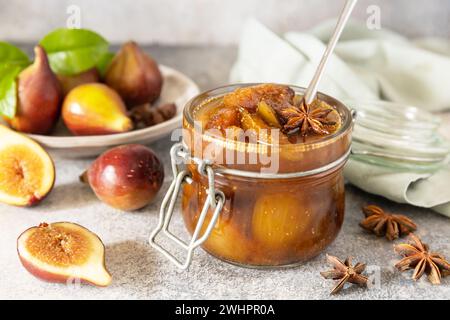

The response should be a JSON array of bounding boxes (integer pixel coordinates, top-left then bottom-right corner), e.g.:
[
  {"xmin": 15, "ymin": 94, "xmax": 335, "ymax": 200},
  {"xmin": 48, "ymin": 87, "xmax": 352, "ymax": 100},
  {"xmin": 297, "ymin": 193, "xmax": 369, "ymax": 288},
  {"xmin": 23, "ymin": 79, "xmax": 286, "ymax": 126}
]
[{"xmin": 230, "ymin": 18, "xmax": 450, "ymax": 217}]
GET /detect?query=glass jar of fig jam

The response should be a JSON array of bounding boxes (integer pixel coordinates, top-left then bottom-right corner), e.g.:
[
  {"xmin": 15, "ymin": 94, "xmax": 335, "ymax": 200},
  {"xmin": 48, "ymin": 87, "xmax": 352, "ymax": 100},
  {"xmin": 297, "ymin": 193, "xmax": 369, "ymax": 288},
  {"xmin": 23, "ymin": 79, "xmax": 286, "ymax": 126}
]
[{"xmin": 150, "ymin": 84, "xmax": 354, "ymax": 269}]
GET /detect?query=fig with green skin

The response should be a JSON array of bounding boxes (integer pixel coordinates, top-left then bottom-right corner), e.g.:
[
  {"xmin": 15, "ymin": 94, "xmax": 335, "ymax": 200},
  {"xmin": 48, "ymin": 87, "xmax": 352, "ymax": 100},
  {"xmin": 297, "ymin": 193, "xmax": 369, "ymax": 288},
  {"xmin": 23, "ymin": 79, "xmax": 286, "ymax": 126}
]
[
  {"xmin": 7, "ymin": 46, "xmax": 62, "ymax": 134},
  {"xmin": 105, "ymin": 41, "xmax": 163, "ymax": 107},
  {"xmin": 82, "ymin": 144, "xmax": 164, "ymax": 211},
  {"xmin": 62, "ymin": 83, "xmax": 133, "ymax": 136}
]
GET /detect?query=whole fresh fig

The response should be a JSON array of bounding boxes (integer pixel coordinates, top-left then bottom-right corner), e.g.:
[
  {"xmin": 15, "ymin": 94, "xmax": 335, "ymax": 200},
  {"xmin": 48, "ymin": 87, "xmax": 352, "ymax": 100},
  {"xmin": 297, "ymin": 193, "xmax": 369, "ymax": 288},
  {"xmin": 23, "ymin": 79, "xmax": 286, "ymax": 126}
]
[
  {"xmin": 57, "ymin": 67, "xmax": 100, "ymax": 96},
  {"xmin": 81, "ymin": 144, "xmax": 164, "ymax": 211},
  {"xmin": 7, "ymin": 46, "xmax": 62, "ymax": 134},
  {"xmin": 104, "ymin": 41, "xmax": 163, "ymax": 107},
  {"xmin": 62, "ymin": 83, "xmax": 133, "ymax": 136}
]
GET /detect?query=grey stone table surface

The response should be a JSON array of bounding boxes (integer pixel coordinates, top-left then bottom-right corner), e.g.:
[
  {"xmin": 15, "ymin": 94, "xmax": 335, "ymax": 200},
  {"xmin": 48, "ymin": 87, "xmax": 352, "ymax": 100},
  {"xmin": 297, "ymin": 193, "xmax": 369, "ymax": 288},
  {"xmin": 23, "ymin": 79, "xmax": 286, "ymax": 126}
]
[{"xmin": 1, "ymin": 46, "xmax": 449, "ymax": 300}]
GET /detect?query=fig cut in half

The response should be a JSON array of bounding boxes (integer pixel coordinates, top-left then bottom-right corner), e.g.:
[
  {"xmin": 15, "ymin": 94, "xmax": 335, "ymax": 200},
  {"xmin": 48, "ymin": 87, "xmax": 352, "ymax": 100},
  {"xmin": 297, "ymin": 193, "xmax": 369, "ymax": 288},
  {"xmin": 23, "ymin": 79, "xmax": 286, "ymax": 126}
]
[
  {"xmin": 17, "ymin": 222, "xmax": 112, "ymax": 287},
  {"xmin": 0, "ymin": 125, "xmax": 55, "ymax": 206}
]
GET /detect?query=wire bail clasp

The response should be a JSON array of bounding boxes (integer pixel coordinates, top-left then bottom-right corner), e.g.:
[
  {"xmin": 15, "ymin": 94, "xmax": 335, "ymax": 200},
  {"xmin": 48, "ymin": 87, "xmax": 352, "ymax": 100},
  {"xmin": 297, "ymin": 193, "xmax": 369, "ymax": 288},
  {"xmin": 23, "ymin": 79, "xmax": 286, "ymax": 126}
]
[{"xmin": 149, "ymin": 143, "xmax": 225, "ymax": 270}]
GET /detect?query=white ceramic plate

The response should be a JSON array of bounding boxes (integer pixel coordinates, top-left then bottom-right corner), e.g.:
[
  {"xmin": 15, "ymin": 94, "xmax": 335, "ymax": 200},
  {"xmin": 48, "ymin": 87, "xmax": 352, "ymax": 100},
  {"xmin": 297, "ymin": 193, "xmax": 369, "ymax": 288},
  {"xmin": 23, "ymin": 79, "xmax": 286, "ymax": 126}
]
[{"xmin": 10, "ymin": 65, "xmax": 199, "ymax": 158}]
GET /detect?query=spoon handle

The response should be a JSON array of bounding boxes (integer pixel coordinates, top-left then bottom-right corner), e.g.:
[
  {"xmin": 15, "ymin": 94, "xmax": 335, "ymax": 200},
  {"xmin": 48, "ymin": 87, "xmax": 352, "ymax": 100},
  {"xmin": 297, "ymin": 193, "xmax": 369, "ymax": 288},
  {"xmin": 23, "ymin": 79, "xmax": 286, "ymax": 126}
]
[{"xmin": 304, "ymin": 0, "xmax": 358, "ymax": 105}]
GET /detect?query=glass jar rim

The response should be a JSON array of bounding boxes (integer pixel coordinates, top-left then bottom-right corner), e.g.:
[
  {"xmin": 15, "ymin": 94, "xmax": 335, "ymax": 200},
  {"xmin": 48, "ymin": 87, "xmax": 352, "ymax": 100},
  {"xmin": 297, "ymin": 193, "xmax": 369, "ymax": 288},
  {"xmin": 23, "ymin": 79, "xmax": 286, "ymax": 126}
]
[{"xmin": 183, "ymin": 83, "xmax": 353, "ymax": 150}]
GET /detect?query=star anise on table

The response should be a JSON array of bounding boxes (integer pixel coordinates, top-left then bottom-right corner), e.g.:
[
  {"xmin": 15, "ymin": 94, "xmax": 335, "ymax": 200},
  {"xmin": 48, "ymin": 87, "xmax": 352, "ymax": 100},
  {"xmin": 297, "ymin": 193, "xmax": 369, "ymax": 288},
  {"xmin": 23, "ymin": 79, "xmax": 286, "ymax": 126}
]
[
  {"xmin": 320, "ymin": 254, "xmax": 369, "ymax": 294},
  {"xmin": 394, "ymin": 233, "xmax": 450, "ymax": 285},
  {"xmin": 360, "ymin": 205, "xmax": 417, "ymax": 241},
  {"xmin": 274, "ymin": 99, "xmax": 335, "ymax": 136}
]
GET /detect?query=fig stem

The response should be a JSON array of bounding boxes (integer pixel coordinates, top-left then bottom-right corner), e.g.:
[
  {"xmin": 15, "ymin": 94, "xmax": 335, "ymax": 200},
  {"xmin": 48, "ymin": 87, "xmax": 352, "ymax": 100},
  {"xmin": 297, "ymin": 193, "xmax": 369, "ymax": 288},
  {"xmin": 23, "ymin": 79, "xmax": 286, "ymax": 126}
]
[{"xmin": 79, "ymin": 171, "xmax": 89, "ymax": 184}]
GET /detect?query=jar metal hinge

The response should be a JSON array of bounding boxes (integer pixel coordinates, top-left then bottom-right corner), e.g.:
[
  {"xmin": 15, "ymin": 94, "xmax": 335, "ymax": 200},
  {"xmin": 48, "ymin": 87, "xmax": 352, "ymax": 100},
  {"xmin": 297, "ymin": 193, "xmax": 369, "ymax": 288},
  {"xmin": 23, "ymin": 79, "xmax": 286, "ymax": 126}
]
[{"xmin": 149, "ymin": 143, "xmax": 225, "ymax": 270}]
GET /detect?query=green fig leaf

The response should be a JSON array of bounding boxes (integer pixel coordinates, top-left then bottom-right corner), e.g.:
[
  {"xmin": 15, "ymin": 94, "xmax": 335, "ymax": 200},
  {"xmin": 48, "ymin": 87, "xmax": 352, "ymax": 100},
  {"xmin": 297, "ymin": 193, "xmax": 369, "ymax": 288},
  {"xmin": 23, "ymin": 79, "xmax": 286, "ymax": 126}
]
[
  {"xmin": 0, "ymin": 64, "xmax": 22, "ymax": 119},
  {"xmin": 40, "ymin": 28, "xmax": 109, "ymax": 76},
  {"xmin": 0, "ymin": 42, "xmax": 30, "ymax": 68}
]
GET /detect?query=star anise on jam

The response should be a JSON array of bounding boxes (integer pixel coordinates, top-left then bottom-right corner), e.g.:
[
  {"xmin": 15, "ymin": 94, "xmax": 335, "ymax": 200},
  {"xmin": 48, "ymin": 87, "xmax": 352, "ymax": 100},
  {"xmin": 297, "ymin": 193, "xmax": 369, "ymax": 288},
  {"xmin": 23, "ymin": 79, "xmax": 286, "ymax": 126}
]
[
  {"xmin": 394, "ymin": 233, "xmax": 450, "ymax": 285},
  {"xmin": 320, "ymin": 254, "xmax": 369, "ymax": 294},
  {"xmin": 360, "ymin": 205, "xmax": 417, "ymax": 241},
  {"xmin": 275, "ymin": 100, "xmax": 335, "ymax": 136}
]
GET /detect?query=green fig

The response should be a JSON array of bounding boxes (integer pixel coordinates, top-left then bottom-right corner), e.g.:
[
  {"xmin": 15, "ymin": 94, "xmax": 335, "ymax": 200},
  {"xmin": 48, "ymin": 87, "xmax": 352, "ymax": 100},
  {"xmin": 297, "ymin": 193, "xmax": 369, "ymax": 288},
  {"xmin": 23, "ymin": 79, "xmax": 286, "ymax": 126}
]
[
  {"xmin": 62, "ymin": 83, "xmax": 133, "ymax": 136},
  {"xmin": 7, "ymin": 46, "xmax": 62, "ymax": 134},
  {"xmin": 104, "ymin": 41, "xmax": 163, "ymax": 107}
]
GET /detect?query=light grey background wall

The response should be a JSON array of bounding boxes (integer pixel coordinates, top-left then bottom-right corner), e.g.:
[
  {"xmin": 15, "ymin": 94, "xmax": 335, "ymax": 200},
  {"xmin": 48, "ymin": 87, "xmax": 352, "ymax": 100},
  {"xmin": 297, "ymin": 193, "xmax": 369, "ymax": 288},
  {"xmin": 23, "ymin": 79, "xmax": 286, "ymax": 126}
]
[{"xmin": 1, "ymin": 0, "xmax": 449, "ymax": 44}]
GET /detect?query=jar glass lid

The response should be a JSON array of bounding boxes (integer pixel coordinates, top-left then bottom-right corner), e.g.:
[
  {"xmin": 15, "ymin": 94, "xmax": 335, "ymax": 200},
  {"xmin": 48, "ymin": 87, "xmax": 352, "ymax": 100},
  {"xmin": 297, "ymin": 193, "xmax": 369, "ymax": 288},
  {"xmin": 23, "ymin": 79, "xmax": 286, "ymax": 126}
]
[{"xmin": 346, "ymin": 100, "xmax": 450, "ymax": 172}]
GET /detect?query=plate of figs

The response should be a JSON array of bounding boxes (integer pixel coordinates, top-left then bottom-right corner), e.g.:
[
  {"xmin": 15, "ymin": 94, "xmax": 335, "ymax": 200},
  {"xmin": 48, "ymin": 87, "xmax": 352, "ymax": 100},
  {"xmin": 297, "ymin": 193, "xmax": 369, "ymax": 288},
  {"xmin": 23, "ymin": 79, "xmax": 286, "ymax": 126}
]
[{"xmin": 2, "ymin": 41, "xmax": 199, "ymax": 158}]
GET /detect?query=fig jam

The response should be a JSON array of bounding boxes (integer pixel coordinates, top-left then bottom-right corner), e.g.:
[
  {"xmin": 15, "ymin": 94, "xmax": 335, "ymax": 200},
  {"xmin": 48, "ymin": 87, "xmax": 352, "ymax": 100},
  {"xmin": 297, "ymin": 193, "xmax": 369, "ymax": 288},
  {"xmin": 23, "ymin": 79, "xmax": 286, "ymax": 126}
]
[{"xmin": 181, "ymin": 84, "xmax": 352, "ymax": 267}]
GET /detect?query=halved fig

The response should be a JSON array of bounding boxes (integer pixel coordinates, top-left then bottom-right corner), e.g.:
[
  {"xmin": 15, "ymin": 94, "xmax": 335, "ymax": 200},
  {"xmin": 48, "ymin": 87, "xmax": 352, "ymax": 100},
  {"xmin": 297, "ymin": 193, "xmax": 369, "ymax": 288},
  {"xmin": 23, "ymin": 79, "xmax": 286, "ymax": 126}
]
[
  {"xmin": 0, "ymin": 125, "xmax": 55, "ymax": 206},
  {"xmin": 17, "ymin": 222, "xmax": 111, "ymax": 287}
]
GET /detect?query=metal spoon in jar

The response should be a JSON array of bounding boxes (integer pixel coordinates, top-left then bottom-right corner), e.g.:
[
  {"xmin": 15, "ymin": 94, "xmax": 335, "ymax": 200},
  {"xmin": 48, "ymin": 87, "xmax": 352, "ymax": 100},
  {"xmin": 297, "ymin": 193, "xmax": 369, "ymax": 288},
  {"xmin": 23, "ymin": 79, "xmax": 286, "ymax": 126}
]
[{"xmin": 303, "ymin": 0, "xmax": 358, "ymax": 105}]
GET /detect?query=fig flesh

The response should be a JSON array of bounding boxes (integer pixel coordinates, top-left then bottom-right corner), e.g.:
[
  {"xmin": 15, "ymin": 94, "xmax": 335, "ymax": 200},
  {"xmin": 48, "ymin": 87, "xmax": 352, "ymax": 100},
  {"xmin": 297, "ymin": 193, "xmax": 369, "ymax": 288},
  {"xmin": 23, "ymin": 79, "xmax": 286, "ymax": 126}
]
[
  {"xmin": 17, "ymin": 222, "xmax": 111, "ymax": 287},
  {"xmin": 0, "ymin": 125, "xmax": 54, "ymax": 206}
]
